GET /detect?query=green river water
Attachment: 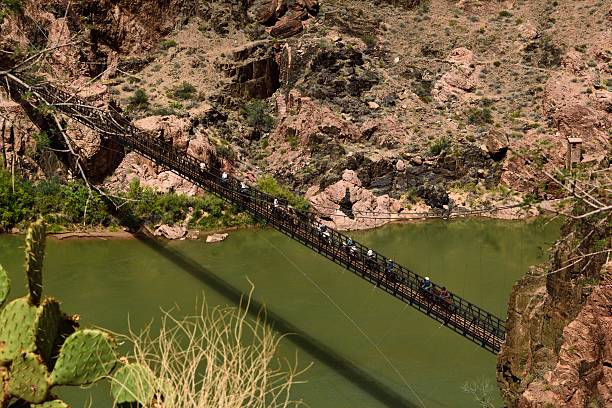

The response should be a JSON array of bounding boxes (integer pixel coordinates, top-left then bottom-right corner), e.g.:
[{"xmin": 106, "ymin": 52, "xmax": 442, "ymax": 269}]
[{"xmin": 0, "ymin": 218, "xmax": 562, "ymax": 407}]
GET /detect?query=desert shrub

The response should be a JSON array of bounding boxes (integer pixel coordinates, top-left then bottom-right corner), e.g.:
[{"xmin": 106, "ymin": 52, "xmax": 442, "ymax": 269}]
[
  {"xmin": 128, "ymin": 89, "xmax": 149, "ymax": 110},
  {"xmin": 125, "ymin": 178, "xmax": 252, "ymax": 230},
  {"xmin": 428, "ymin": 136, "xmax": 452, "ymax": 156},
  {"xmin": 0, "ymin": 0, "xmax": 22, "ymax": 23},
  {"xmin": 60, "ymin": 181, "xmax": 110, "ymax": 224},
  {"xmin": 287, "ymin": 132, "xmax": 298, "ymax": 150},
  {"xmin": 214, "ymin": 142, "xmax": 236, "ymax": 161},
  {"xmin": 0, "ymin": 170, "xmax": 255, "ymax": 232},
  {"xmin": 256, "ymin": 176, "xmax": 310, "ymax": 212},
  {"xmin": 240, "ymin": 99, "xmax": 274, "ymax": 131},
  {"xmin": 360, "ymin": 34, "xmax": 377, "ymax": 48},
  {"xmin": 466, "ymin": 107, "xmax": 493, "ymax": 125},
  {"xmin": 169, "ymin": 81, "xmax": 197, "ymax": 100},
  {"xmin": 417, "ymin": 0, "xmax": 430, "ymax": 14},
  {"xmin": 0, "ymin": 170, "xmax": 111, "ymax": 230},
  {"xmin": 31, "ymin": 131, "xmax": 50, "ymax": 157},
  {"xmin": 462, "ymin": 377, "xmax": 496, "ymax": 408},
  {"xmin": 160, "ymin": 39, "xmax": 177, "ymax": 50}
]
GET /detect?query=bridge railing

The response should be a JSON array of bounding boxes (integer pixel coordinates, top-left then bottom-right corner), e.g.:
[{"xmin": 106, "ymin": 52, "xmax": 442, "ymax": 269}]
[{"xmin": 2, "ymin": 75, "xmax": 506, "ymax": 352}]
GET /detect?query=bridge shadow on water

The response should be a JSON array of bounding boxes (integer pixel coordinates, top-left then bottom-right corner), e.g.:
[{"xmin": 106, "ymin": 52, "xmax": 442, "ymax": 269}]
[{"xmin": 135, "ymin": 233, "xmax": 421, "ymax": 408}]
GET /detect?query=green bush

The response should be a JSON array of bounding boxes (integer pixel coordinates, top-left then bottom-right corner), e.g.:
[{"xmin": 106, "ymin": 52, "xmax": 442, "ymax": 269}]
[
  {"xmin": 0, "ymin": 170, "xmax": 255, "ymax": 233},
  {"xmin": 168, "ymin": 82, "xmax": 196, "ymax": 100},
  {"xmin": 160, "ymin": 39, "xmax": 177, "ymax": 50},
  {"xmin": 128, "ymin": 89, "xmax": 149, "ymax": 110},
  {"xmin": 0, "ymin": 170, "xmax": 111, "ymax": 231},
  {"xmin": 360, "ymin": 34, "xmax": 377, "ymax": 48},
  {"xmin": 31, "ymin": 131, "xmax": 50, "ymax": 157},
  {"xmin": 240, "ymin": 99, "xmax": 274, "ymax": 131},
  {"xmin": 0, "ymin": 0, "xmax": 22, "ymax": 23},
  {"xmin": 124, "ymin": 179, "xmax": 253, "ymax": 230},
  {"xmin": 428, "ymin": 136, "xmax": 452, "ymax": 156},
  {"xmin": 256, "ymin": 176, "xmax": 310, "ymax": 212},
  {"xmin": 215, "ymin": 143, "xmax": 235, "ymax": 160},
  {"xmin": 466, "ymin": 107, "xmax": 493, "ymax": 125}
]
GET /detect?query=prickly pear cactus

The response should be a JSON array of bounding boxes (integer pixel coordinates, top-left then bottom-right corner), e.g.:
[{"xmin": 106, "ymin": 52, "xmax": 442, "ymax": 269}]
[
  {"xmin": 111, "ymin": 362, "xmax": 155, "ymax": 405},
  {"xmin": 0, "ymin": 366, "xmax": 9, "ymax": 407},
  {"xmin": 34, "ymin": 299, "xmax": 62, "ymax": 367},
  {"xmin": 31, "ymin": 400, "xmax": 70, "ymax": 408},
  {"xmin": 50, "ymin": 330, "xmax": 117, "ymax": 386},
  {"xmin": 25, "ymin": 218, "xmax": 46, "ymax": 306},
  {"xmin": 0, "ymin": 219, "xmax": 122, "ymax": 406},
  {"xmin": 7, "ymin": 352, "xmax": 50, "ymax": 404},
  {"xmin": 0, "ymin": 298, "xmax": 39, "ymax": 364},
  {"xmin": 0, "ymin": 264, "xmax": 9, "ymax": 308}
]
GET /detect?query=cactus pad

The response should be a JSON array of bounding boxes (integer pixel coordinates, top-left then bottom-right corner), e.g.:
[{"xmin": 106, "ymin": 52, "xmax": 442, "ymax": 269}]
[
  {"xmin": 0, "ymin": 264, "xmax": 9, "ymax": 308},
  {"xmin": 50, "ymin": 329, "xmax": 117, "ymax": 386},
  {"xmin": 7, "ymin": 352, "xmax": 50, "ymax": 403},
  {"xmin": 111, "ymin": 363, "xmax": 155, "ymax": 405},
  {"xmin": 25, "ymin": 218, "xmax": 46, "ymax": 306},
  {"xmin": 0, "ymin": 366, "xmax": 9, "ymax": 407},
  {"xmin": 31, "ymin": 400, "xmax": 70, "ymax": 408},
  {"xmin": 0, "ymin": 298, "xmax": 38, "ymax": 364},
  {"xmin": 35, "ymin": 299, "xmax": 62, "ymax": 367}
]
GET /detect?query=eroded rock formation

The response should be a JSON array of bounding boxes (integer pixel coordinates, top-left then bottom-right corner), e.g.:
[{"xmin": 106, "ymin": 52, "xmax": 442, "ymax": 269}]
[
  {"xmin": 498, "ymin": 214, "xmax": 611, "ymax": 407},
  {"xmin": 250, "ymin": 0, "xmax": 319, "ymax": 38}
]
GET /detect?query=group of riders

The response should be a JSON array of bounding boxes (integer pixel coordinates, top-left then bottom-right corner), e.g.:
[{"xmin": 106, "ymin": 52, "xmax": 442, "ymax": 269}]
[
  {"xmin": 212, "ymin": 167, "xmax": 455, "ymax": 312},
  {"xmin": 317, "ymin": 224, "xmax": 455, "ymax": 311}
]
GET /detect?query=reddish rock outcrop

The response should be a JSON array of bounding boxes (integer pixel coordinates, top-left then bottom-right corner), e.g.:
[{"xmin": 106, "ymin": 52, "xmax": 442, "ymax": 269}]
[
  {"xmin": 0, "ymin": 99, "xmax": 48, "ymax": 178},
  {"xmin": 270, "ymin": 91, "xmax": 360, "ymax": 148},
  {"xmin": 222, "ymin": 41, "xmax": 281, "ymax": 99},
  {"xmin": 432, "ymin": 48, "xmax": 481, "ymax": 103},
  {"xmin": 500, "ymin": 129, "xmax": 565, "ymax": 194},
  {"xmin": 497, "ymin": 215, "xmax": 611, "ymax": 407},
  {"xmin": 270, "ymin": 15, "xmax": 304, "ymax": 39},
  {"xmin": 104, "ymin": 115, "xmax": 217, "ymax": 196},
  {"xmin": 360, "ymin": 116, "xmax": 414, "ymax": 148},
  {"xmin": 64, "ymin": 119, "xmax": 125, "ymax": 182},
  {"xmin": 307, "ymin": 170, "xmax": 428, "ymax": 230},
  {"xmin": 134, "ymin": 115, "xmax": 192, "ymax": 150},
  {"xmin": 518, "ymin": 262, "xmax": 611, "ymax": 407},
  {"xmin": 250, "ymin": 0, "xmax": 318, "ymax": 38},
  {"xmin": 501, "ymin": 49, "xmax": 611, "ymax": 194}
]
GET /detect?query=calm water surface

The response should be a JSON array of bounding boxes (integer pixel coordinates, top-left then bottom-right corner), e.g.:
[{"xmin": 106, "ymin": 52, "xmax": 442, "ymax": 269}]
[{"xmin": 0, "ymin": 218, "xmax": 562, "ymax": 407}]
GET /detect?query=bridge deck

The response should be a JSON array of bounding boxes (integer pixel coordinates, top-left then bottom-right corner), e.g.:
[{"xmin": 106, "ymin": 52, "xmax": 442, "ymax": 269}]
[{"xmin": 2, "ymin": 75, "xmax": 506, "ymax": 354}]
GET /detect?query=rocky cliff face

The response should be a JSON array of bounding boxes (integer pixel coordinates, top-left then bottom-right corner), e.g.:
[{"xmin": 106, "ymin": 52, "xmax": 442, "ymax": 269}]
[
  {"xmin": 498, "ymin": 213, "xmax": 611, "ymax": 407},
  {"xmin": 1, "ymin": 0, "xmax": 610, "ymax": 224}
]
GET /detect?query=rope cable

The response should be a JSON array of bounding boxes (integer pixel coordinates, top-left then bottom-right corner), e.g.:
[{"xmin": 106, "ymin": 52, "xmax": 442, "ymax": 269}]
[{"xmin": 260, "ymin": 233, "xmax": 428, "ymax": 408}]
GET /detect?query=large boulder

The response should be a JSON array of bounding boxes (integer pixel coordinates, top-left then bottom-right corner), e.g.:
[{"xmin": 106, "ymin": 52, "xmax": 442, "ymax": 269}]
[
  {"xmin": 485, "ymin": 130, "xmax": 509, "ymax": 160},
  {"xmin": 187, "ymin": 135, "xmax": 217, "ymax": 167},
  {"xmin": 250, "ymin": 0, "xmax": 318, "ymax": 38},
  {"xmin": 154, "ymin": 224, "xmax": 187, "ymax": 240},
  {"xmin": 206, "ymin": 233, "xmax": 228, "ymax": 243},
  {"xmin": 104, "ymin": 152, "xmax": 200, "ymax": 195},
  {"xmin": 416, "ymin": 184, "xmax": 449, "ymax": 209},
  {"xmin": 270, "ymin": 15, "xmax": 304, "ymax": 39},
  {"xmin": 133, "ymin": 115, "xmax": 192, "ymax": 150}
]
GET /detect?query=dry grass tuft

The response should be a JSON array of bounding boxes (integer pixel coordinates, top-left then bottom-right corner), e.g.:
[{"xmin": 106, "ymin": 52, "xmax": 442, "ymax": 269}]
[{"xmin": 111, "ymin": 291, "xmax": 309, "ymax": 408}]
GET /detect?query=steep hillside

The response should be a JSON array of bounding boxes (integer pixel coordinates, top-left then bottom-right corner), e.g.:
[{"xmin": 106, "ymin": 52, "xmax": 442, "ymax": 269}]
[{"xmin": 1, "ymin": 0, "xmax": 609, "ymax": 230}]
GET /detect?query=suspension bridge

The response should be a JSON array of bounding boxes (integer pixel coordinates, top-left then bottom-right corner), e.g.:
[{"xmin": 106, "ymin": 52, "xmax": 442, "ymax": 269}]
[{"xmin": 1, "ymin": 73, "xmax": 506, "ymax": 353}]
